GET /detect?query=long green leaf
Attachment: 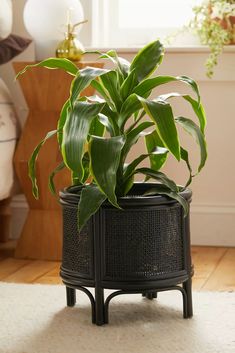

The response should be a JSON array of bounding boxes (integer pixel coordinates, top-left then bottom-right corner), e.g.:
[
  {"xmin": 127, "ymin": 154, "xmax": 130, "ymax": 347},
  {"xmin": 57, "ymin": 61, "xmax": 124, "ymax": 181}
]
[
  {"xmin": 89, "ymin": 135, "xmax": 125, "ymax": 207},
  {"xmin": 176, "ymin": 117, "xmax": 207, "ymax": 173},
  {"xmin": 97, "ymin": 113, "xmax": 115, "ymax": 136},
  {"xmin": 80, "ymin": 95, "xmax": 117, "ymax": 136},
  {"xmin": 16, "ymin": 58, "xmax": 78, "ymax": 79},
  {"xmin": 48, "ymin": 162, "xmax": 65, "ymax": 196},
  {"xmin": 136, "ymin": 167, "xmax": 179, "ymax": 192},
  {"xmin": 157, "ymin": 92, "xmax": 206, "ymax": 134},
  {"xmin": 78, "ymin": 184, "xmax": 107, "ymax": 231},
  {"xmin": 139, "ymin": 97, "xmax": 181, "ymax": 161},
  {"xmin": 62, "ymin": 101, "xmax": 105, "ymax": 180},
  {"xmin": 81, "ymin": 152, "xmax": 91, "ymax": 184},
  {"xmin": 123, "ymin": 147, "xmax": 168, "ymax": 183},
  {"xmin": 180, "ymin": 147, "xmax": 193, "ymax": 188},
  {"xmin": 89, "ymin": 116, "xmax": 106, "ymax": 138},
  {"xmin": 130, "ymin": 40, "xmax": 164, "ymax": 81},
  {"xmin": 144, "ymin": 185, "xmax": 189, "ymax": 216},
  {"xmin": 121, "ymin": 174, "xmax": 135, "ymax": 196},
  {"xmin": 100, "ymin": 50, "xmax": 130, "ymax": 78},
  {"xmin": 145, "ymin": 130, "xmax": 168, "ymax": 171},
  {"xmin": 70, "ymin": 67, "xmax": 108, "ymax": 106},
  {"xmin": 99, "ymin": 71, "xmax": 123, "ymax": 111},
  {"xmin": 57, "ymin": 99, "xmax": 70, "ymax": 147},
  {"xmin": 119, "ymin": 93, "xmax": 142, "ymax": 129},
  {"xmin": 91, "ymin": 79, "xmax": 115, "ymax": 109},
  {"xmin": 183, "ymin": 95, "xmax": 206, "ymax": 134},
  {"xmin": 121, "ymin": 121, "xmax": 154, "ymax": 162},
  {"xmin": 28, "ymin": 130, "xmax": 57, "ymax": 199},
  {"xmin": 134, "ymin": 75, "xmax": 200, "ymax": 104},
  {"xmin": 101, "ymin": 104, "xmax": 120, "ymax": 136},
  {"xmin": 120, "ymin": 69, "xmax": 138, "ymax": 101}
]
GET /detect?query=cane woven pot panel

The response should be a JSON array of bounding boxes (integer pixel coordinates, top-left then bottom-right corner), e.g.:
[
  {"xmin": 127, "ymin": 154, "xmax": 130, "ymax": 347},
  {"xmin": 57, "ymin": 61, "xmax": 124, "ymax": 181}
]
[
  {"xmin": 103, "ymin": 205, "xmax": 184, "ymax": 280},
  {"xmin": 62, "ymin": 206, "xmax": 92, "ymax": 278}
]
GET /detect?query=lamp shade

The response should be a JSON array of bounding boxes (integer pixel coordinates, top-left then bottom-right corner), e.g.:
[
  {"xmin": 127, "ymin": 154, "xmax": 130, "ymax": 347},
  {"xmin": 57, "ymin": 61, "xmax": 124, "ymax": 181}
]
[
  {"xmin": 23, "ymin": 0, "xmax": 84, "ymax": 60},
  {"xmin": 0, "ymin": 0, "xmax": 12, "ymax": 40}
]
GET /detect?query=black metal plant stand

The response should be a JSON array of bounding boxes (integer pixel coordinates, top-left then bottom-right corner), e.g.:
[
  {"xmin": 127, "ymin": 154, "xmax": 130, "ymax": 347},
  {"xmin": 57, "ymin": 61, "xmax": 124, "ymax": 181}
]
[{"xmin": 60, "ymin": 183, "xmax": 193, "ymax": 326}]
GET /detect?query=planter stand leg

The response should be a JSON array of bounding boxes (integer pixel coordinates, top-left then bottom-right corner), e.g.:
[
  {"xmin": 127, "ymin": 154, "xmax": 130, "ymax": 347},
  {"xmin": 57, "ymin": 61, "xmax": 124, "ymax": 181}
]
[
  {"xmin": 183, "ymin": 279, "xmax": 193, "ymax": 318},
  {"xmin": 95, "ymin": 286, "xmax": 105, "ymax": 326},
  {"xmin": 66, "ymin": 287, "xmax": 76, "ymax": 307},
  {"xmin": 142, "ymin": 291, "xmax": 158, "ymax": 300}
]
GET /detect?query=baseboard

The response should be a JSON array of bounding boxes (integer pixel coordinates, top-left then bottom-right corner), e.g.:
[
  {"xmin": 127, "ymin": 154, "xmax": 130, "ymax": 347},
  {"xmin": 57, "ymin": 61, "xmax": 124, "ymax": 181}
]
[
  {"xmin": 190, "ymin": 204, "xmax": 235, "ymax": 247},
  {"xmin": 10, "ymin": 194, "xmax": 28, "ymax": 240},
  {"xmin": 10, "ymin": 195, "xmax": 235, "ymax": 246}
]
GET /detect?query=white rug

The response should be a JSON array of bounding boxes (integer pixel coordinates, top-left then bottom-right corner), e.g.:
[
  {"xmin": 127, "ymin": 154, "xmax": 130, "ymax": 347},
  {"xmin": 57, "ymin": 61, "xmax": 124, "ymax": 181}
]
[{"xmin": 0, "ymin": 283, "xmax": 234, "ymax": 353}]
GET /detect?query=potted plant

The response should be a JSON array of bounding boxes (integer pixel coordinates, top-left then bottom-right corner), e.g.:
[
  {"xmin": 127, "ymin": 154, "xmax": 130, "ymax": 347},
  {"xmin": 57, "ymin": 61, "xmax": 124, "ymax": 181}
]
[
  {"xmin": 189, "ymin": 0, "xmax": 235, "ymax": 77},
  {"xmin": 16, "ymin": 40, "xmax": 207, "ymax": 325}
]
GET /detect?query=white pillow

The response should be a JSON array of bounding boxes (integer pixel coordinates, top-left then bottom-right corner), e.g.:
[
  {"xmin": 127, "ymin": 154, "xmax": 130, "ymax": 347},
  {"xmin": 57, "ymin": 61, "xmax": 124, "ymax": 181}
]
[
  {"xmin": 0, "ymin": 0, "xmax": 12, "ymax": 40},
  {"xmin": 0, "ymin": 78, "xmax": 17, "ymax": 200}
]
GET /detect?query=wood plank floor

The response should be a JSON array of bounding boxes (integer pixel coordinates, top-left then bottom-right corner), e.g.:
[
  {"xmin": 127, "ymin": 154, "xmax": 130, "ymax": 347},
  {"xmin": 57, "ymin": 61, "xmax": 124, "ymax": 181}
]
[{"xmin": 0, "ymin": 246, "xmax": 234, "ymax": 290}]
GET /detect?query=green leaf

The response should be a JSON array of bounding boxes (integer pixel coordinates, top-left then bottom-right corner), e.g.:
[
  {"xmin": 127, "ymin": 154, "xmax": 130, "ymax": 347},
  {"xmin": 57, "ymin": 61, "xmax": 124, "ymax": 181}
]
[
  {"xmin": 134, "ymin": 75, "xmax": 200, "ymax": 104},
  {"xmin": 180, "ymin": 147, "xmax": 193, "ymax": 188},
  {"xmin": 81, "ymin": 152, "xmax": 91, "ymax": 184},
  {"xmin": 136, "ymin": 167, "xmax": 179, "ymax": 192},
  {"xmin": 79, "ymin": 95, "xmax": 117, "ymax": 136},
  {"xmin": 130, "ymin": 40, "xmax": 164, "ymax": 81},
  {"xmin": 57, "ymin": 99, "xmax": 70, "ymax": 147},
  {"xmin": 78, "ymin": 184, "xmax": 107, "ymax": 231},
  {"xmin": 97, "ymin": 113, "xmax": 115, "ymax": 136},
  {"xmin": 48, "ymin": 162, "xmax": 65, "ymax": 197},
  {"xmin": 101, "ymin": 104, "xmax": 120, "ymax": 135},
  {"xmin": 120, "ymin": 69, "xmax": 138, "ymax": 101},
  {"xmin": 119, "ymin": 93, "xmax": 142, "ymax": 129},
  {"xmin": 70, "ymin": 67, "xmax": 108, "ymax": 106},
  {"xmin": 123, "ymin": 147, "xmax": 168, "ymax": 183},
  {"xmin": 156, "ymin": 92, "xmax": 206, "ymax": 134},
  {"xmin": 62, "ymin": 101, "xmax": 105, "ymax": 180},
  {"xmin": 28, "ymin": 130, "xmax": 57, "ymax": 199},
  {"xmin": 89, "ymin": 135, "xmax": 125, "ymax": 207},
  {"xmin": 99, "ymin": 71, "xmax": 123, "ymax": 111},
  {"xmin": 122, "ymin": 174, "xmax": 135, "ymax": 196},
  {"xmin": 100, "ymin": 50, "xmax": 130, "ymax": 78},
  {"xmin": 183, "ymin": 95, "xmax": 206, "ymax": 134},
  {"xmin": 89, "ymin": 116, "xmax": 106, "ymax": 138},
  {"xmin": 176, "ymin": 117, "xmax": 207, "ymax": 173},
  {"xmin": 139, "ymin": 97, "xmax": 181, "ymax": 161},
  {"xmin": 121, "ymin": 121, "xmax": 154, "ymax": 163},
  {"xmin": 15, "ymin": 58, "xmax": 78, "ymax": 79},
  {"xmin": 145, "ymin": 130, "xmax": 168, "ymax": 171},
  {"xmin": 144, "ymin": 185, "xmax": 189, "ymax": 216},
  {"xmin": 91, "ymin": 79, "xmax": 115, "ymax": 109}
]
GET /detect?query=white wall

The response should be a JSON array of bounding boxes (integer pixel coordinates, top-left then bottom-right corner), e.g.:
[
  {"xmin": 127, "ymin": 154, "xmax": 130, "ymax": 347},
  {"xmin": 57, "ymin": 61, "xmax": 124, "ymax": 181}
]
[{"xmin": 2, "ymin": 1, "xmax": 235, "ymax": 246}]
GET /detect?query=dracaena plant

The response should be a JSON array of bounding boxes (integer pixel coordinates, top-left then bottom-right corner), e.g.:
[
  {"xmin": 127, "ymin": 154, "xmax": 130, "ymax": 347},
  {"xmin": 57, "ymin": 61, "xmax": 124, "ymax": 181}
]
[{"xmin": 16, "ymin": 40, "xmax": 207, "ymax": 230}]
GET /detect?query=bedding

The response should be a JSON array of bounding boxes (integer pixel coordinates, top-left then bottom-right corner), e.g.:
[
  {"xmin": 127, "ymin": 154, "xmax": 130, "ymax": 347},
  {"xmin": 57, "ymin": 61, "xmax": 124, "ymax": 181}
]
[{"xmin": 0, "ymin": 78, "xmax": 17, "ymax": 200}]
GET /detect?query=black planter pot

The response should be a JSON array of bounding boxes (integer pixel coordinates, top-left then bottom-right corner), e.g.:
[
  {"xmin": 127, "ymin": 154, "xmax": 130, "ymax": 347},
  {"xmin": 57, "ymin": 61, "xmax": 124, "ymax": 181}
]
[{"xmin": 59, "ymin": 182, "xmax": 193, "ymax": 325}]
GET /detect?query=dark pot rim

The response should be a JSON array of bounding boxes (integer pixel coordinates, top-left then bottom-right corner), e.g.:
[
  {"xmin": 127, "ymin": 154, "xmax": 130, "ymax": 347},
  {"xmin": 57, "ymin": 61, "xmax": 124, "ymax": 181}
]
[{"xmin": 59, "ymin": 182, "xmax": 192, "ymax": 207}]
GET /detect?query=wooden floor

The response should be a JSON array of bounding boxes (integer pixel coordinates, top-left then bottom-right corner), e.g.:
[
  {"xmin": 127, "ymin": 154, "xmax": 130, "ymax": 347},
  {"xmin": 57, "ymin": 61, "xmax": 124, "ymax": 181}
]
[{"xmin": 0, "ymin": 243, "xmax": 234, "ymax": 291}]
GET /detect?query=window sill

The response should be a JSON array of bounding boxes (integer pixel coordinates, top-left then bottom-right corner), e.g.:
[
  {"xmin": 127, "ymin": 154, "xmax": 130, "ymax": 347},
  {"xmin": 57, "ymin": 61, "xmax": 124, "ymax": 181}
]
[{"xmin": 87, "ymin": 45, "xmax": 235, "ymax": 54}]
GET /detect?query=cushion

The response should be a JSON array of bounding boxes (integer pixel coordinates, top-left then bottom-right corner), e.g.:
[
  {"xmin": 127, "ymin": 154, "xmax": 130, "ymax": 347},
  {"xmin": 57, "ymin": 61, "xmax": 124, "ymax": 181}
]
[
  {"xmin": 0, "ymin": 34, "xmax": 32, "ymax": 65},
  {"xmin": 0, "ymin": 78, "xmax": 17, "ymax": 200}
]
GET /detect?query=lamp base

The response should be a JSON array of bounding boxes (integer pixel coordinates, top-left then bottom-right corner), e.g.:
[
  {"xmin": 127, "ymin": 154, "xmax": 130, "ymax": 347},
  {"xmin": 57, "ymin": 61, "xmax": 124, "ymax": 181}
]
[{"xmin": 34, "ymin": 40, "xmax": 59, "ymax": 61}]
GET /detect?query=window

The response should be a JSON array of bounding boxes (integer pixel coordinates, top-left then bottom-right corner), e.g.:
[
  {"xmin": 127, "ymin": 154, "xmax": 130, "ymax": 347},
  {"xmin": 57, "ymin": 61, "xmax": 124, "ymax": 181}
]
[{"xmin": 92, "ymin": 0, "xmax": 201, "ymax": 47}]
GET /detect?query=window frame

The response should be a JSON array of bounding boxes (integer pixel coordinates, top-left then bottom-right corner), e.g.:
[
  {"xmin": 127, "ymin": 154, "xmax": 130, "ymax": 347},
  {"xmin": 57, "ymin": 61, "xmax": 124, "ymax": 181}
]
[{"xmin": 91, "ymin": 0, "xmax": 200, "ymax": 47}]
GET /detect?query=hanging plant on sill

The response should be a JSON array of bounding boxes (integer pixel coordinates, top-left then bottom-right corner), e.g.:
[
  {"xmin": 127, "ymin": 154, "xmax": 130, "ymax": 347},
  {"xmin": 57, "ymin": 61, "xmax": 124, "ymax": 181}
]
[{"xmin": 189, "ymin": 0, "xmax": 235, "ymax": 78}]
